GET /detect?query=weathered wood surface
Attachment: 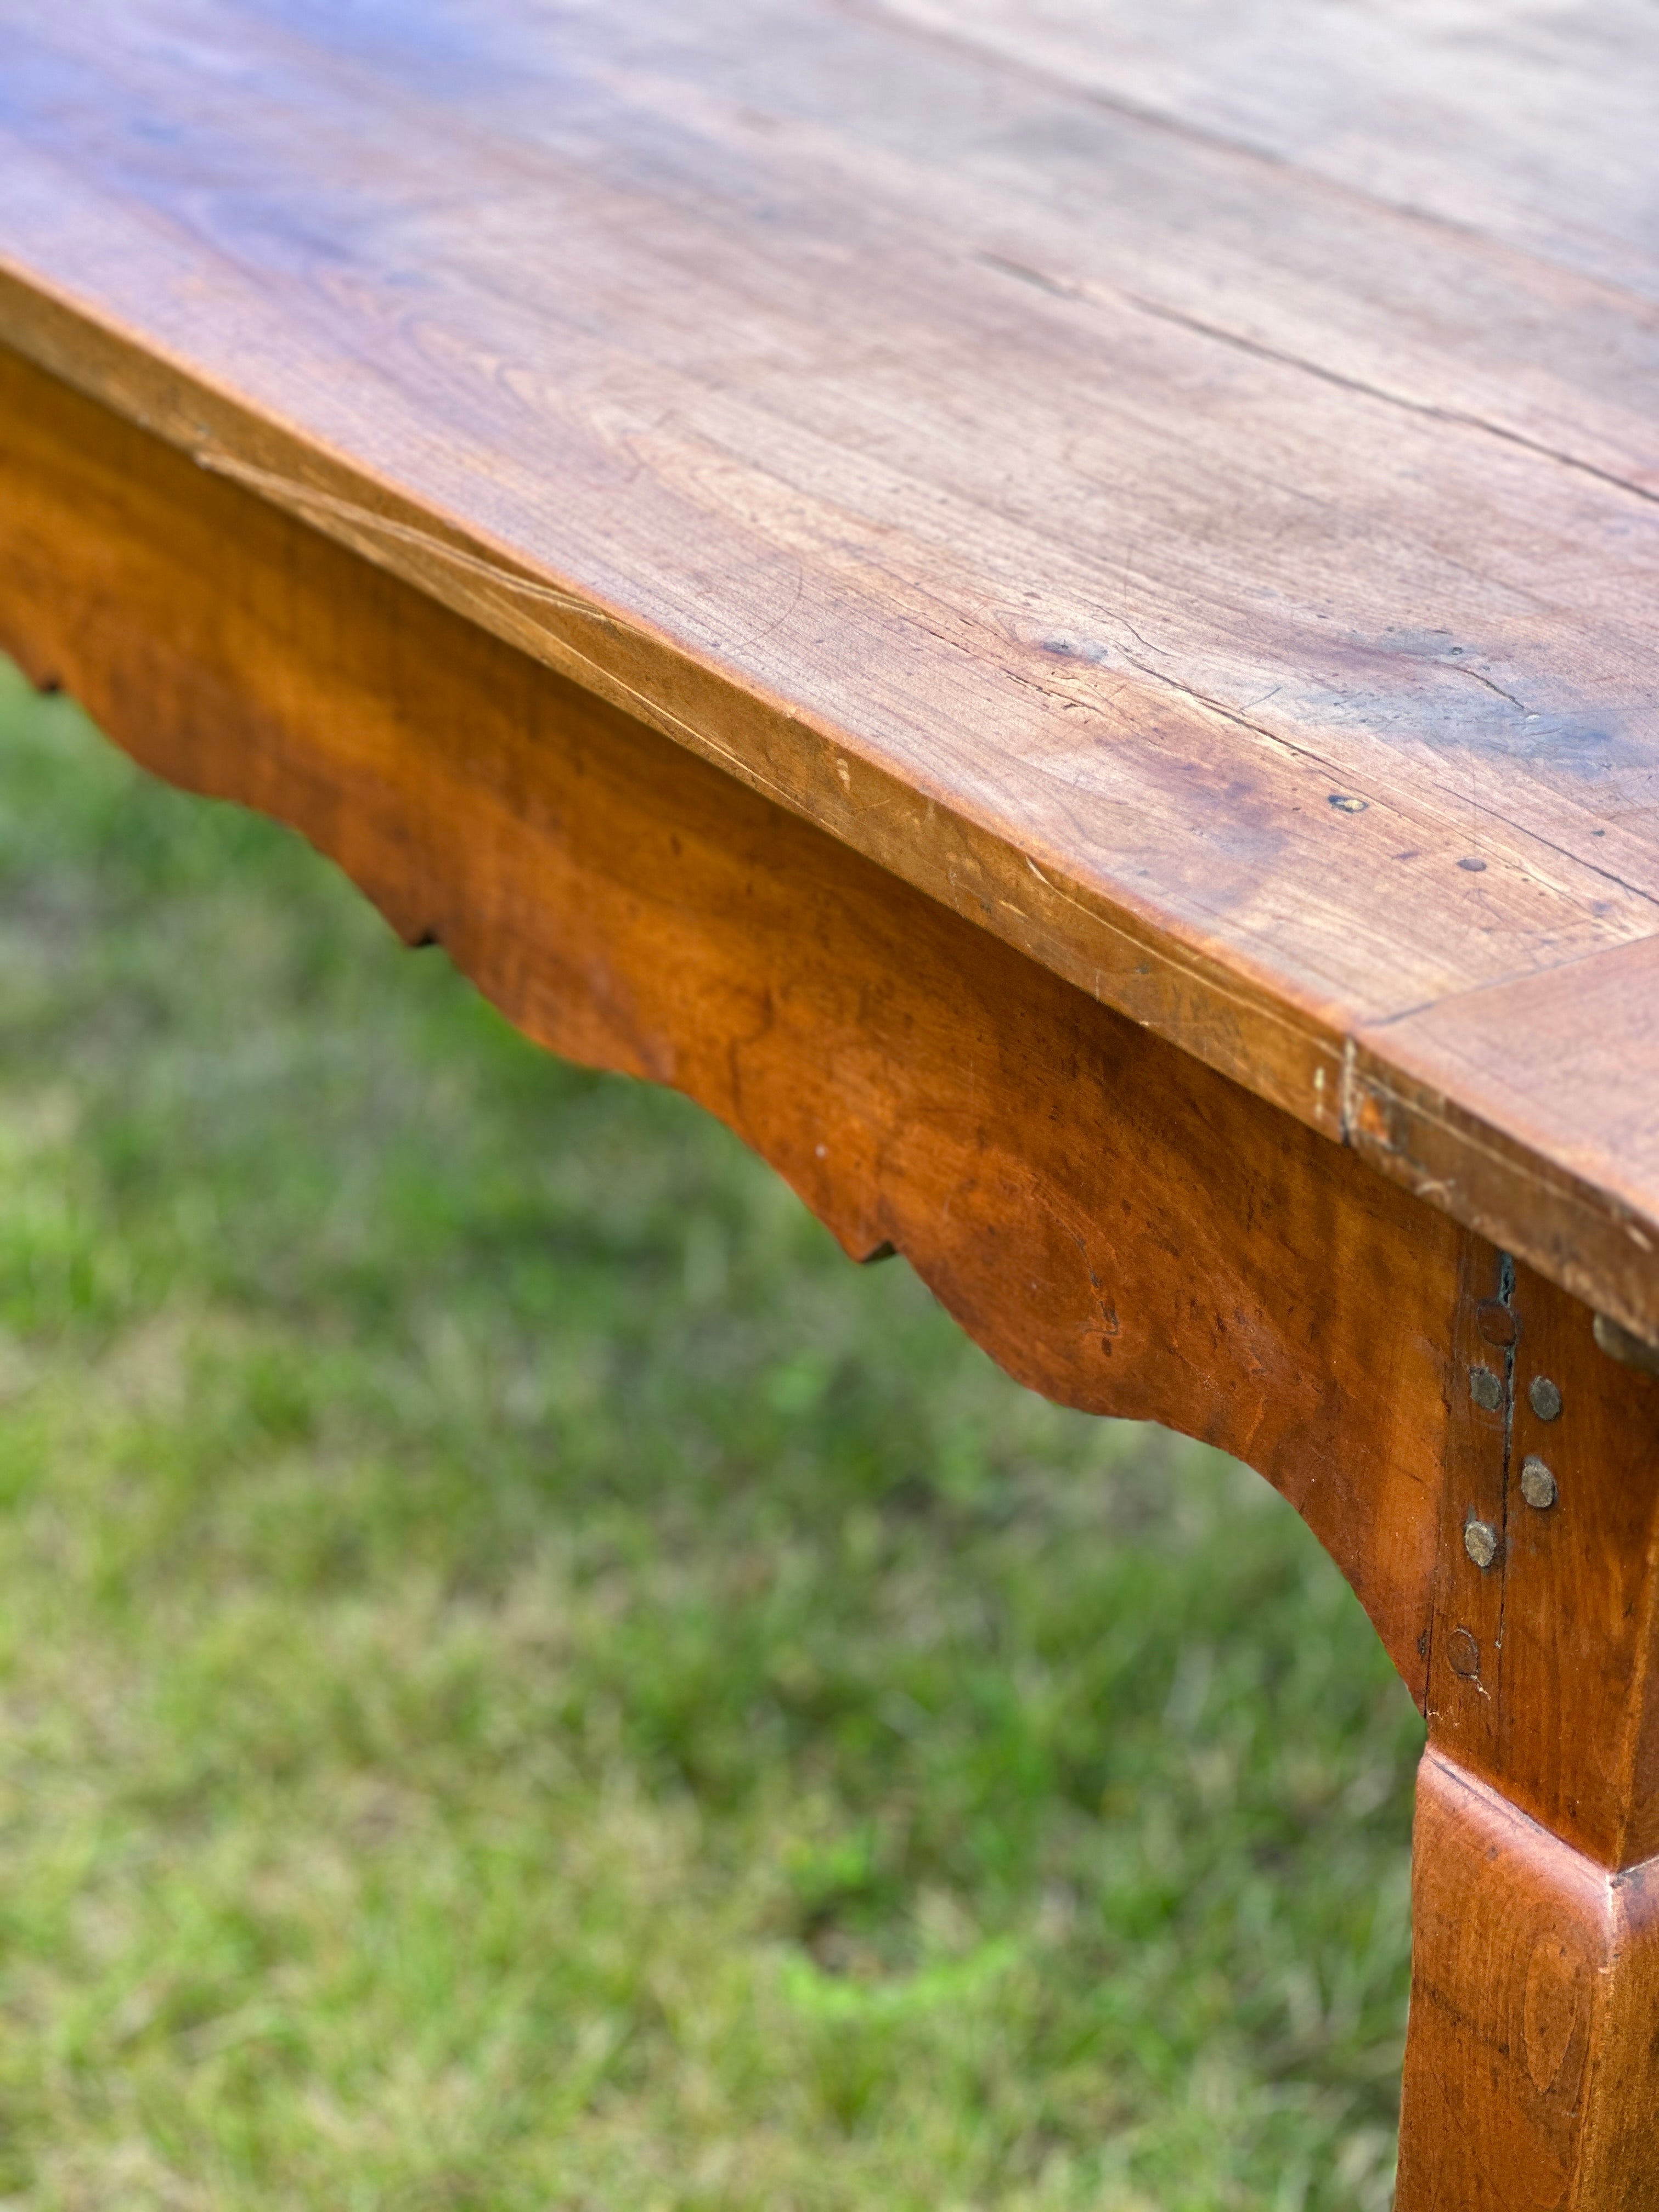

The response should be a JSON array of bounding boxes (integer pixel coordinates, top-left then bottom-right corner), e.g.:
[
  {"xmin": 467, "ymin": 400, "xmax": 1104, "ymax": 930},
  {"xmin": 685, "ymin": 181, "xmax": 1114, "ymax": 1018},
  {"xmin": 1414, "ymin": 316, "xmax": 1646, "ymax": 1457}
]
[
  {"xmin": 0, "ymin": 346, "xmax": 1460, "ymax": 1697},
  {"xmin": 1424, "ymin": 1251, "xmax": 1659, "ymax": 1872},
  {"xmin": 883, "ymin": 0, "xmax": 1659, "ymax": 299},
  {"xmin": 12, "ymin": 330, "xmax": 1659, "ymax": 2212},
  {"xmin": 4, "ymin": 0, "xmax": 1659, "ymax": 1336},
  {"xmin": 11, "ymin": 10, "xmax": 1659, "ymax": 2193}
]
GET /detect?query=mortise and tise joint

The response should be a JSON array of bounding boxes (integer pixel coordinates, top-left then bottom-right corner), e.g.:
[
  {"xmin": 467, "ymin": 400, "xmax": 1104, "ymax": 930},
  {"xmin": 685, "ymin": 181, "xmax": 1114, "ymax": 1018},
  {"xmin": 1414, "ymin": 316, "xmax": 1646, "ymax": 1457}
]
[
  {"xmin": 1469, "ymin": 1365, "xmax": 1503, "ymax": 1411},
  {"xmin": 1519, "ymin": 1456, "xmax": 1558, "ymax": 1511},
  {"xmin": 1529, "ymin": 1374, "xmax": 1563, "ymax": 1420},
  {"xmin": 1464, "ymin": 1517, "xmax": 1500, "ymax": 1570}
]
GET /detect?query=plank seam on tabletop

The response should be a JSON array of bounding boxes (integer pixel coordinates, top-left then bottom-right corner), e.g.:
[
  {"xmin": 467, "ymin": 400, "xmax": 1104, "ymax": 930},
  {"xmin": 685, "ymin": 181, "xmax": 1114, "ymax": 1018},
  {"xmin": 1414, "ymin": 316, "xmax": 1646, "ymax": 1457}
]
[
  {"xmin": 853, "ymin": 0, "xmax": 1659, "ymax": 308},
  {"xmin": 978, "ymin": 255, "xmax": 1659, "ymax": 517}
]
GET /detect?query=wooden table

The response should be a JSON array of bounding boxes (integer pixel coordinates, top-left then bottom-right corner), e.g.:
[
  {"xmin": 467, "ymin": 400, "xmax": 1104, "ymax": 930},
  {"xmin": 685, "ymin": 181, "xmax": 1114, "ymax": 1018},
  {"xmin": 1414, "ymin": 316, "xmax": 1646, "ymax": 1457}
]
[{"xmin": 4, "ymin": 3, "xmax": 1659, "ymax": 2197}]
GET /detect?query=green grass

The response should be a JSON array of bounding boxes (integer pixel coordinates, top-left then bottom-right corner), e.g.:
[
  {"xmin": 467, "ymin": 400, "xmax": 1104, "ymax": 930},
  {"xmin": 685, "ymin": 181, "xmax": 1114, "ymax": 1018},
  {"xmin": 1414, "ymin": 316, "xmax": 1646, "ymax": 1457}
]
[{"xmin": 0, "ymin": 655, "xmax": 1421, "ymax": 2209}]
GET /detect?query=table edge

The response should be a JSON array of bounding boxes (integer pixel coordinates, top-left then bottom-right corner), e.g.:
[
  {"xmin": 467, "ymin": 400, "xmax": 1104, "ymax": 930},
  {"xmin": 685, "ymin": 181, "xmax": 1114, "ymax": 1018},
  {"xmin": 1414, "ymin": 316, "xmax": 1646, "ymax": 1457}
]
[{"xmin": 4, "ymin": 262, "xmax": 1654, "ymax": 1344}]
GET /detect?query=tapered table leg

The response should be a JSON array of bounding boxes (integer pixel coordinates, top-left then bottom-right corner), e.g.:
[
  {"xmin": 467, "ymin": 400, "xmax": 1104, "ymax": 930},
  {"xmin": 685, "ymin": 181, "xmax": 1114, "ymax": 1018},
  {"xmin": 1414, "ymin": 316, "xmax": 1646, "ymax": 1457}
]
[{"xmin": 1399, "ymin": 1753, "xmax": 1659, "ymax": 2209}]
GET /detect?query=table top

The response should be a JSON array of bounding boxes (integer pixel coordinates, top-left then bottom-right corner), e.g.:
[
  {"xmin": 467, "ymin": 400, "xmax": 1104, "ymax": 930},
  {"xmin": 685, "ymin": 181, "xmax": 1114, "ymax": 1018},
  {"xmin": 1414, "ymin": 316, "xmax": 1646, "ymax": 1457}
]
[{"xmin": 5, "ymin": 1, "xmax": 1659, "ymax": 1329}]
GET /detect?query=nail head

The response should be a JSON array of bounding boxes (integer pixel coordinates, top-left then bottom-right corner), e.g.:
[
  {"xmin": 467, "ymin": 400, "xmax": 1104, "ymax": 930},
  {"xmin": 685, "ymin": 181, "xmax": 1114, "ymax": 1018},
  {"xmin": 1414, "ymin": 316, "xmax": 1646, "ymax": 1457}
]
[
  {"xmin": 1529, "ymin": 1375, "xmax": 1562, "ymax": 1421},
  {"xmin": 1520, "ymin": 1457, "xmax": 1558, "ymax": 1511},
  {"xmin": 1470, "ymin": 1365, "xmax": 1503, "ymax": 1412},
  {"xmin": 1464, "ymin": 1518, "xmax": 1500, "ymax": 1570}
]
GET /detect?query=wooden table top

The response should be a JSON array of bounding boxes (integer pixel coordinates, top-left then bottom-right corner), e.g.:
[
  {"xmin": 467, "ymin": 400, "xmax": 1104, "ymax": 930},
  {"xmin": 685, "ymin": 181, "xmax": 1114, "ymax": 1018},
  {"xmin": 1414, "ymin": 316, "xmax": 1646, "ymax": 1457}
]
[{"xmin": 5, "ymin": 1, "xmax": 1659, "ymax": 1333}]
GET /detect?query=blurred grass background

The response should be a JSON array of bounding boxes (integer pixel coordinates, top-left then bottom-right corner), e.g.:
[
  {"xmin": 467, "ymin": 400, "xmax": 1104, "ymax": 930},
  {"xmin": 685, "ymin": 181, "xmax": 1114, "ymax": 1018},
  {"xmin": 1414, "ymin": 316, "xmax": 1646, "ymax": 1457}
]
[{"xmin": 0, "ymin": 655, "xmax": 1421, "ymax": 2209}]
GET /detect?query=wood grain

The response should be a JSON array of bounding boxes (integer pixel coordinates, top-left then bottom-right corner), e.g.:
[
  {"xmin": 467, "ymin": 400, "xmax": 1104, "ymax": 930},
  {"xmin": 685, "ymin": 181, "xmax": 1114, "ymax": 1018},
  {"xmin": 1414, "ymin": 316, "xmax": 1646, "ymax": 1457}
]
[
  {"xmin": 15, "ymin": 93, "xmax": 1659, "ymax": 2187},
  {"xmin": 4, "ymin": 0, "xmax": 1659, "ymax": 1331},
  {"xmin": 1426, "ymin": 1256, "xmax": 1659, "ymax": 1869},
  {"xmin": 21, "ymin": 334, "xmax": 1659, "ymax": 2199},
  {"xmin": 0, "ymin": 340, "xmax": 1462, "ymax": 1700},
  {"xmin": 877, "ymin": 0, "xmax": 1659, "ymax": 299},
  {"xmin": 1398, "ymin": 1751, "xmax": 1659, "ymax": 2211},
  {"xmin": 1353, "ymin": 944, "xmax": 1659, "ymax": 1344}
]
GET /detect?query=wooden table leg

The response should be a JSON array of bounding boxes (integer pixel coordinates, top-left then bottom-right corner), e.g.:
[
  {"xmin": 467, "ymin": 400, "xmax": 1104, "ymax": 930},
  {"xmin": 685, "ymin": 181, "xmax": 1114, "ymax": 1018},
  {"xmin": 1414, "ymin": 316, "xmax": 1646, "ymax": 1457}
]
[
  {"xmin": 1398, "ymin": 1261, "xmax": 1659, "ymax": 2210},
  {"xmin": 1401, "ymin": 1753, "xmax": 1659, "ymax": 2209}
]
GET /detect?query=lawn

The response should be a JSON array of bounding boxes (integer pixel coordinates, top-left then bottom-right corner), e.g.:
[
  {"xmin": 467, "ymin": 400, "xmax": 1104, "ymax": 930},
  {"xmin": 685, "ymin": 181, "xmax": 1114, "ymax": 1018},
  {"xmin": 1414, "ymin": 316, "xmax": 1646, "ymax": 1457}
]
[{"xmin": 0, "ymin": 655, "xmax": 1421, "ymax": 2209}]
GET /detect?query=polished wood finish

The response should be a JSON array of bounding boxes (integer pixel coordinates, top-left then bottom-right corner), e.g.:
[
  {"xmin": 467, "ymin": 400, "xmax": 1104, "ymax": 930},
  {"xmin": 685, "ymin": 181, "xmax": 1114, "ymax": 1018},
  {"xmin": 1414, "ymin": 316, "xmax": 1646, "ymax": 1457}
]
[
  {"xmin": 0, "ymin": 346, "xmax": 1459, "ymax": 1692},
  {"xmin": 1400, "ymin": 1257, "xmax": 1659, "ymax": 2203},
  {"xmin": 1427, "ymin": 1257, "xmax": 1659, "ymax": 1871},
  {"xmin": 7, "ymin": 6, "xmax": 1659, "ymax": 2199},
  {"xmin": 5, "ymin": 0, "xmax": 1659, "ymax": 1337},
  {"xmin": 1400, "ymin": 1753, "xmax": 1659, "ymax": 2210}
]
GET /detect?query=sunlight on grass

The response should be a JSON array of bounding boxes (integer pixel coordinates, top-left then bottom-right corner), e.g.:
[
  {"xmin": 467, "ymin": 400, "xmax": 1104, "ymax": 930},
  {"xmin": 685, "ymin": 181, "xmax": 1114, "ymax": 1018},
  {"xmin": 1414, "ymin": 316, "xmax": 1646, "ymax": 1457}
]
[{"xmin": 0, "ymin": 657, "xmax": 1420, "ymax": 2208}]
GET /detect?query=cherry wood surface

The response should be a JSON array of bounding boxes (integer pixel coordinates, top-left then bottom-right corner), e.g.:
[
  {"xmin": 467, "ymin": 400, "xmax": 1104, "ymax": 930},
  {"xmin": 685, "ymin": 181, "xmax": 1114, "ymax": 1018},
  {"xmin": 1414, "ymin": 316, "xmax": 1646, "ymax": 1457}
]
[
  {"xmin": 5, "ymin": 0, "xmax": 1659, "ymax": 1338},
  {"xmin": 1, "ymin": 346, "xmax": 1460, "ymax": 1696},
  {"xmin": 1400, "ymin": 1752, "xmax": 1659, "ymax": 2212}
]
